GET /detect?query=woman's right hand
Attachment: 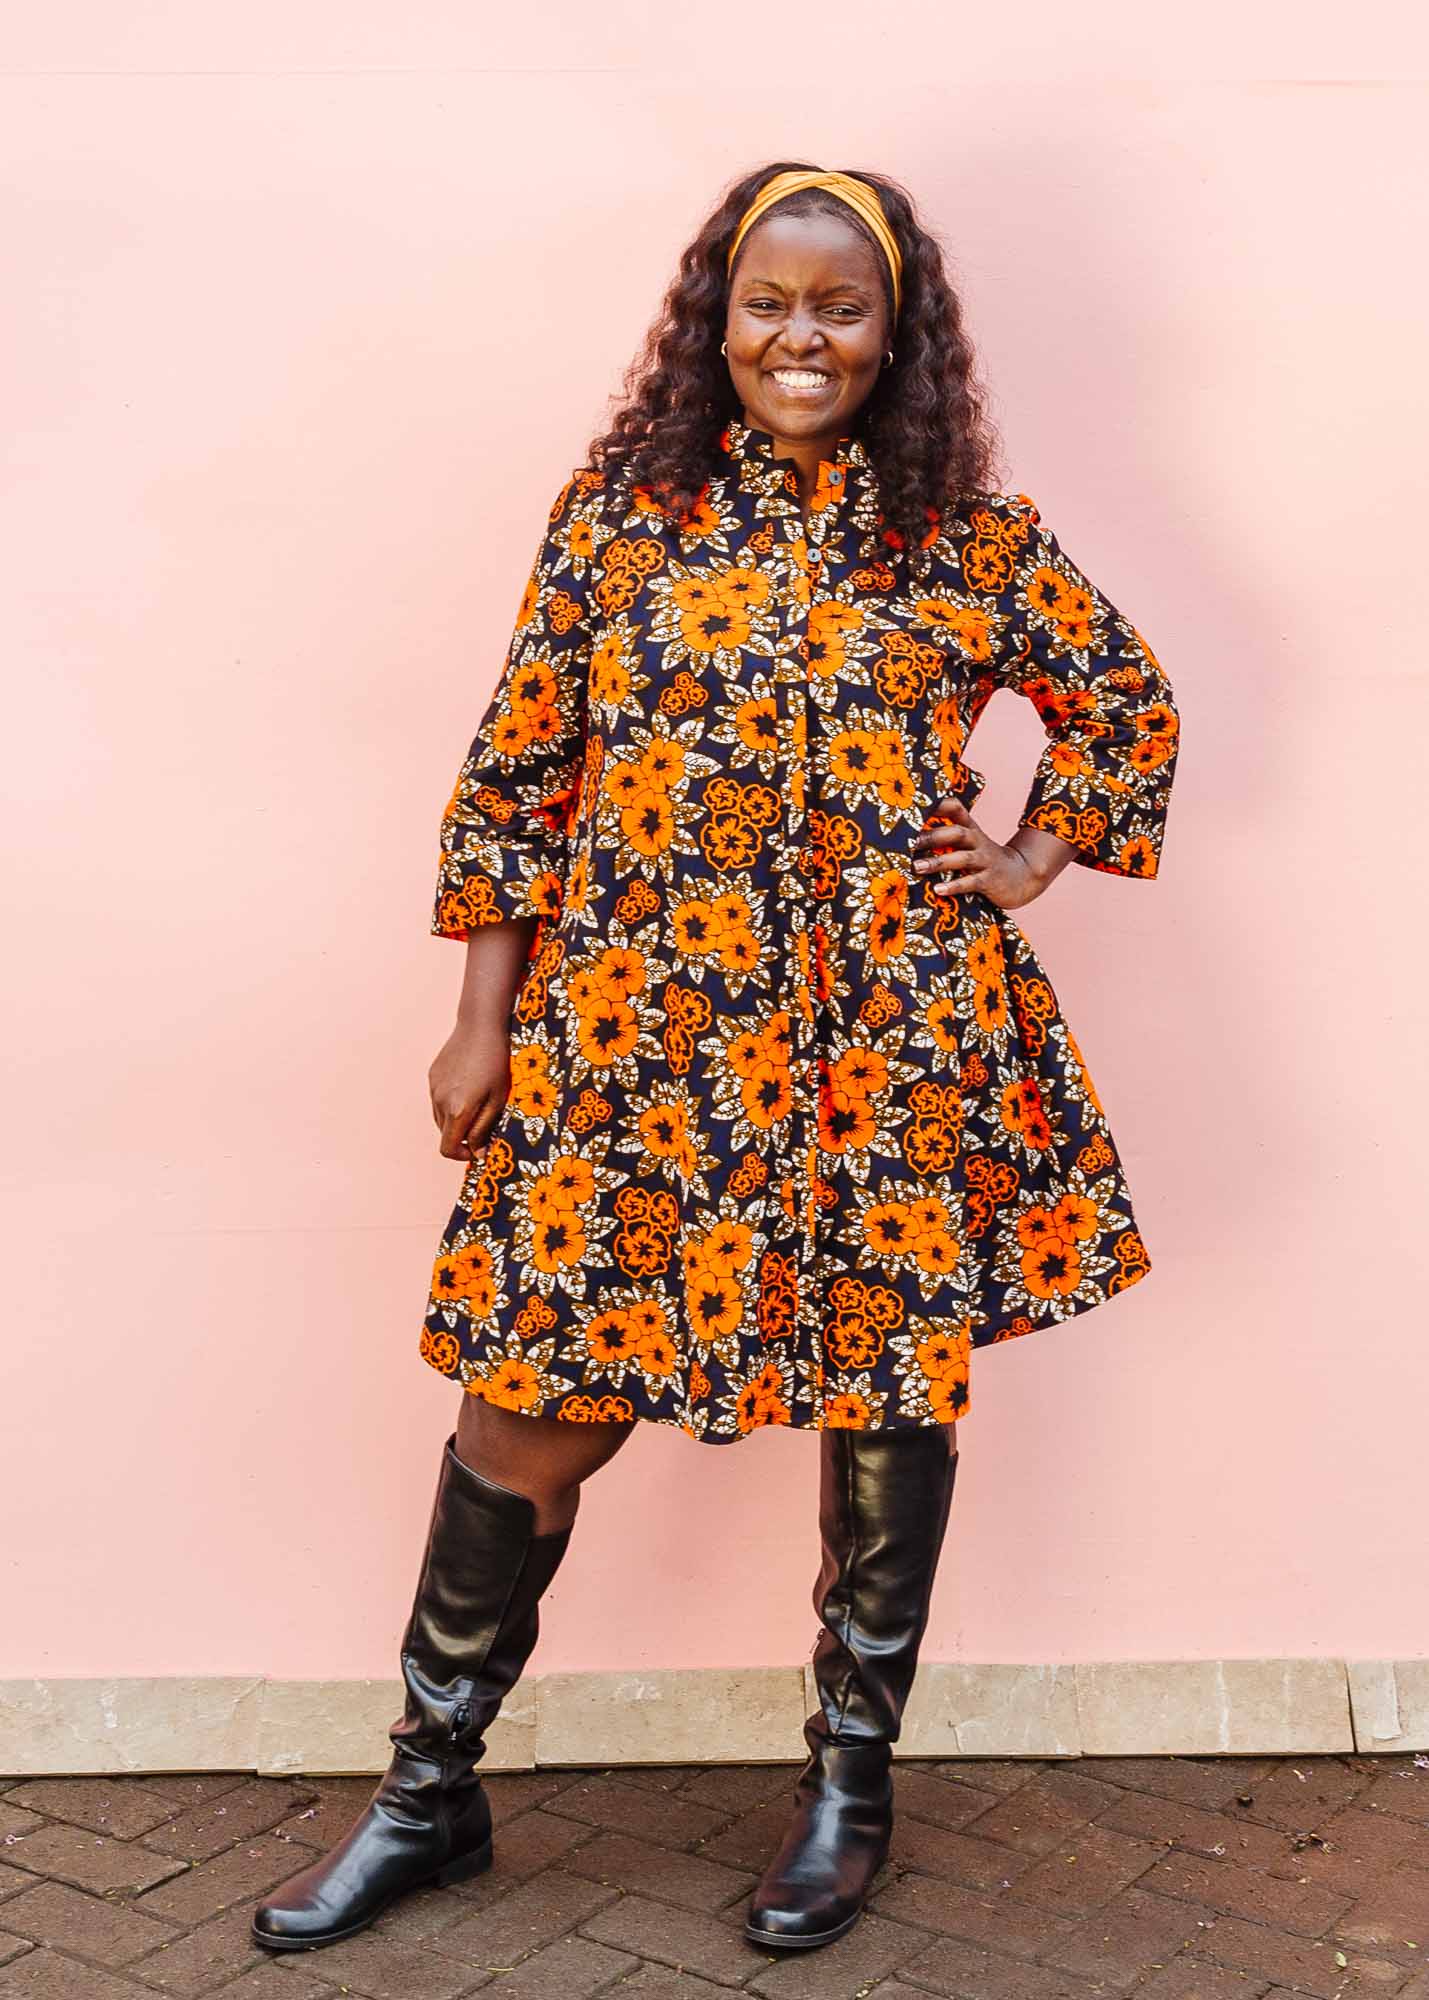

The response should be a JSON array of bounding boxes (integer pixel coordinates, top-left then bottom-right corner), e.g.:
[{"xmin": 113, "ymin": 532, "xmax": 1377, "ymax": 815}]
[
  {"xmin": 428, "ymin": 1020, "xmax": 512, "ymax": 1163},
  {"xmin": 430, "ymin": 920, "xmax": 541, "ymax": 1161}
]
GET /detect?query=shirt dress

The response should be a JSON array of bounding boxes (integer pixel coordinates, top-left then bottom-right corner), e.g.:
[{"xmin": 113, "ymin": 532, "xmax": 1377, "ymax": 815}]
[{"xmin": 418, "ymin": 420, "xmax": 1179, "ymax": 1444}]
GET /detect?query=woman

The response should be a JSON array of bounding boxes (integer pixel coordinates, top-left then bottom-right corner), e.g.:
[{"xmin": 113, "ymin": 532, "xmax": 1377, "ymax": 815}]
[{"xmin": 253, "ymin": 161, "xmax": 1179, "ymax": 1957}]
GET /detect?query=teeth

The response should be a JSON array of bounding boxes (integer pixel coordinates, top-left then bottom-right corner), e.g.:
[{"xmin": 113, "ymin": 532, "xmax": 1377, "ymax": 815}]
[{"xmin": 772, "ymin": 370, "xmax": 831, "ymax": 389}]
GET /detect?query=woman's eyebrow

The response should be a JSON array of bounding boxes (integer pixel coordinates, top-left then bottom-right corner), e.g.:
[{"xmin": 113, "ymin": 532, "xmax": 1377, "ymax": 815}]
[{"xmin": 736, "ymin": 274, "xmax": 876, "ymax": 298}]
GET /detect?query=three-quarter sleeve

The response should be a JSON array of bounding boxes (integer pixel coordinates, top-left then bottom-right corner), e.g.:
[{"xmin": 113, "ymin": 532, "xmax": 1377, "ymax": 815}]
[
  {"xmin": 995, "ymin": 497, "xmax": 1179, "ymax": 879},
  {"xmin": 432, "ymin": 473, "xmax": 600, "ymax": 939}
]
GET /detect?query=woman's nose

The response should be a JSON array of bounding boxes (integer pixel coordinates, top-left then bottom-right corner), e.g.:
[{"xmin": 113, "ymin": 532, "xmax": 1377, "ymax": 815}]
[{"xmin": 778, "ymin": 310, "xmax": 824, "ymax": 354}]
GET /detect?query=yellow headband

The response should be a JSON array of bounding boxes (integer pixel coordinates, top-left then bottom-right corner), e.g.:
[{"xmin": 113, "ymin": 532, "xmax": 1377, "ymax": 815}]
[{"xmin": 725, "ymin": 169, "xmax": 903, "ymax": 322}]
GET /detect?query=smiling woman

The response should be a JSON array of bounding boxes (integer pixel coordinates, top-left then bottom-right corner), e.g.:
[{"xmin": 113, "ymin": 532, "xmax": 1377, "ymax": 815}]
[
  {"xmin": 725, "ymin": 203, "xmax": 890, "ymax": 455},
  {"xmin": 590, "ymin": 160, "xmax": 999, "ymax": 552},
  {"xmin": 253, "ymin": 159, "xmax": 1180, "ymax": 1964}
]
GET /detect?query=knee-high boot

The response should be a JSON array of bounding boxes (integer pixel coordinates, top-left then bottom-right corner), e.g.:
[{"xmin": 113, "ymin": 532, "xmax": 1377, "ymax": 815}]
[
  {"xmin": 745, "ymin": 1424, "xmax": 959, "ymax": 1951},
  {"xmin": 252, "ymin": 1432, "xmax": 571, "ymax": 1951}
]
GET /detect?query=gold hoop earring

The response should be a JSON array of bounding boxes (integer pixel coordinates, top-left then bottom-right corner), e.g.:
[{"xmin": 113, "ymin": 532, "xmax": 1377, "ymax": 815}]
[
  {"xmin": 721, "ymin": 339, "xmax": 728, "ymax": 357},
  {"xmin": 883, "ymin": 350, "xmax": 894, "ymax": 369}
]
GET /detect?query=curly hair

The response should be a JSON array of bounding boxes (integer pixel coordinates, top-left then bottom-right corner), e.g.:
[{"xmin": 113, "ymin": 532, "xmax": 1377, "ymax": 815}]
[{"xmin": 586, "ymin": 160, "xmax": 1003, "ymax": 557}]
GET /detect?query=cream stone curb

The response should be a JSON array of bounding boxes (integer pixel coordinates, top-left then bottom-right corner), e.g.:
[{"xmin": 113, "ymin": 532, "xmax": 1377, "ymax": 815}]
[
  {"xmin": 893, "ymin": 1663, "xmax": 1082, "ymax": 1757},
  {"xmin": 1074, "ymin": 1659, "xmax": 1355, "ymax": 1756},
  {"xmin": 536, "ymin": 1666, "xmax": 809, "ymax": 1767},
  {"xmin": 1347, "ymin": 1659, "xmax": 1429, "ymax": 1753},
  {"xmin": 0, "ymin": 1679, "xmax": 265, "ymax": 1776},
  {"xmin": 1, "ymin": 1659, "xmax": 1421, "ymax": 1775}
]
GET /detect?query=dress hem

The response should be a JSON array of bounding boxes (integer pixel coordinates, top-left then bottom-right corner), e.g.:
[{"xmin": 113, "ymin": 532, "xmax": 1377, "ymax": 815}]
[{"xmin": 416, "ymin": 1259, "xmax": 1152, "ymax": 1447}]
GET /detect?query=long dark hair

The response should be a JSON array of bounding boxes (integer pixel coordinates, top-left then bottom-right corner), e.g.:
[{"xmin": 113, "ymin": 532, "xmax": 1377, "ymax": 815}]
[{"xmin": 586, "ymin": 161, "xmax": 1003, "ymax": 553}]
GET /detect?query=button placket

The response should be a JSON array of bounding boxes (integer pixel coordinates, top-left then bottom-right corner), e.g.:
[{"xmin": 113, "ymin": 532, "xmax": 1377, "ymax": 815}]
[
  {"xmin": 724, "ymin": 425, "xmax": 863, "ymax": 1428},
  {"xmin": 777, "ymin": 488, "xmax": 842, "ymax": 1421}
]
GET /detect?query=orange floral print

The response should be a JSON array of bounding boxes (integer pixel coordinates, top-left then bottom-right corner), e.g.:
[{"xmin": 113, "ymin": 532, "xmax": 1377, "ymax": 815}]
[{"xmin": 424, "ymin": 424, "xmax": 1179, "ymax": 1441}]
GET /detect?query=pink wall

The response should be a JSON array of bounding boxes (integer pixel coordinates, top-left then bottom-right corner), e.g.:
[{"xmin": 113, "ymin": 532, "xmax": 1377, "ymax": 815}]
[{"xmin": 6, "ymin": 8, "xmax": 1428, "ymax": 1682}]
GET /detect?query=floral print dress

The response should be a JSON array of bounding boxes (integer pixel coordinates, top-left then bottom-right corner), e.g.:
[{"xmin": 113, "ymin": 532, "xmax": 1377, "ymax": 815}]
[{"xmin": 419, "ymin": 421, "xmax": 1179, "ymax": 1444}]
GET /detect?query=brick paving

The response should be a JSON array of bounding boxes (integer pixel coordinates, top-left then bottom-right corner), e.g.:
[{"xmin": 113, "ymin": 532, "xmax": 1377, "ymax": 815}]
[{"xmin": 0, "ymin": 1754, "xmax": 1426, "ymax": 1999}]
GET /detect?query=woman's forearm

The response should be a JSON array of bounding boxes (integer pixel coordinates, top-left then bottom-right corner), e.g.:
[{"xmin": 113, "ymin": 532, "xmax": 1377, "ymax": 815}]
[
  {"xmin": 454, "ymin": 918, "xmax": 541, "ymax": 1031},
  {"xmin": 1006, "ymin": 823, "xmax": 1081, "ymax": 896}
]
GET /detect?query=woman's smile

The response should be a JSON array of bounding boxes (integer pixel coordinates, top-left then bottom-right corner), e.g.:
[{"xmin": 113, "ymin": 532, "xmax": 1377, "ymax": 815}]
[{"xmin": 767, "ymin": 366, "xmax": 838, "ymax": 397}]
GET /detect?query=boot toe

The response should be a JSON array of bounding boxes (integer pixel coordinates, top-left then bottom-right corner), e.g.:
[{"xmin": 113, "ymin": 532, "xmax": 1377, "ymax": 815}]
[
  {"xmin": 249, "ymin": 1844, "xmax": 381, "ymax": 1951},
  {"xmin": 744, "ymin": 1889, "xmax": 862, "ymax": 1948},
  {"xmin": 250, "ymin": 1897, "xmax": 338, "ymax": 1951}
]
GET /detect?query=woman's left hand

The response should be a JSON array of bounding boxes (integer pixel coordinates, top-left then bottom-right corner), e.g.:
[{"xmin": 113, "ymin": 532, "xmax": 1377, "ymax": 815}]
[{"xmin": 910, "ymin": 797, "xmax": 1056, "ymax": 912}]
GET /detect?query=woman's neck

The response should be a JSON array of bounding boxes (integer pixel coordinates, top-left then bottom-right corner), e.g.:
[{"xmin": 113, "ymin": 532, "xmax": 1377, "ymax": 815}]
[{"xmin": 743, "ymin": 414, "xmax": 839, "ymax": 509}]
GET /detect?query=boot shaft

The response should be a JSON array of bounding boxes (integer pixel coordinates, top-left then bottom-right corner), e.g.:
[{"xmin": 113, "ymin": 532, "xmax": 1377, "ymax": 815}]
[
  {"xmin": 808, "ymin": 1427, "xmax": 959, "ymax": 1746},
  {"xmin": 743, "ymin": 1426, "xmax": 959, "ymax": 1951},
  {"xmin": 253, "ymin": 1433, "xmax": 572, "ymax": 1952},
  {"xmin": 392, "ymin": 1435, "xmax": 572, "ymax": 1770}
]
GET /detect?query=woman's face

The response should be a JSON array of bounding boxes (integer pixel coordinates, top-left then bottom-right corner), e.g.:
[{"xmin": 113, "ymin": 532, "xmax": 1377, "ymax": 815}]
[{"xmin": 724, "ymin": 208, "xmax": 890, "ymax": 449}]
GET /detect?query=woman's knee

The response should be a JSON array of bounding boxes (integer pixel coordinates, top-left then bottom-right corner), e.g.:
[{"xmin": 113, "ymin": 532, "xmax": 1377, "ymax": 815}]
[{"xmin": 453, "ymin": 1394, "xmax": 633, "ymax": 1506}]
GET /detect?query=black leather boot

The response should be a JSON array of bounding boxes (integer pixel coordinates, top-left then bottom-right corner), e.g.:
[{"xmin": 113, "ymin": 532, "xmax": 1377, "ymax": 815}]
[
  {"xmin": 745, "ymin": 1425, "xmax": 959, "ymax": 1951},
  {"xmin": 252, "ymin": 1433, "xmax": 571, "ymax": 1951}
]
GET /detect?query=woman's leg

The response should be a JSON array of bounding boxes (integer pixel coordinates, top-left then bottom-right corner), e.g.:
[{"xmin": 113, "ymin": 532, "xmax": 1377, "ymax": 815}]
[
  {"xmin": 454, "ymin": 1394, "xmax": 636, "ymax": 1531},
  {"xmin": 745, "ymin": 1422, "xmax": 961, "ymax": 1952},
  {"xmin": 253, "ymin": 1405, "xmax": 637, "ymax": 1952}
]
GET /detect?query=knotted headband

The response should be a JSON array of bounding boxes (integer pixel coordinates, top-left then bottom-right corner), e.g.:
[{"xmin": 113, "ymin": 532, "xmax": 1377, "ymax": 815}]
[{"xmin": 724, "ymin": 169, "xmax": 903, "ymax": 322}]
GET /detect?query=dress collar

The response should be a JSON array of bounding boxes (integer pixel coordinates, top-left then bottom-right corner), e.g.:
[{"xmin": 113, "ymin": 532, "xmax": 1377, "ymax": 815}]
[{"xmin": 718, "ymin": 419, "xmax": 873, "ymax": 510}]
